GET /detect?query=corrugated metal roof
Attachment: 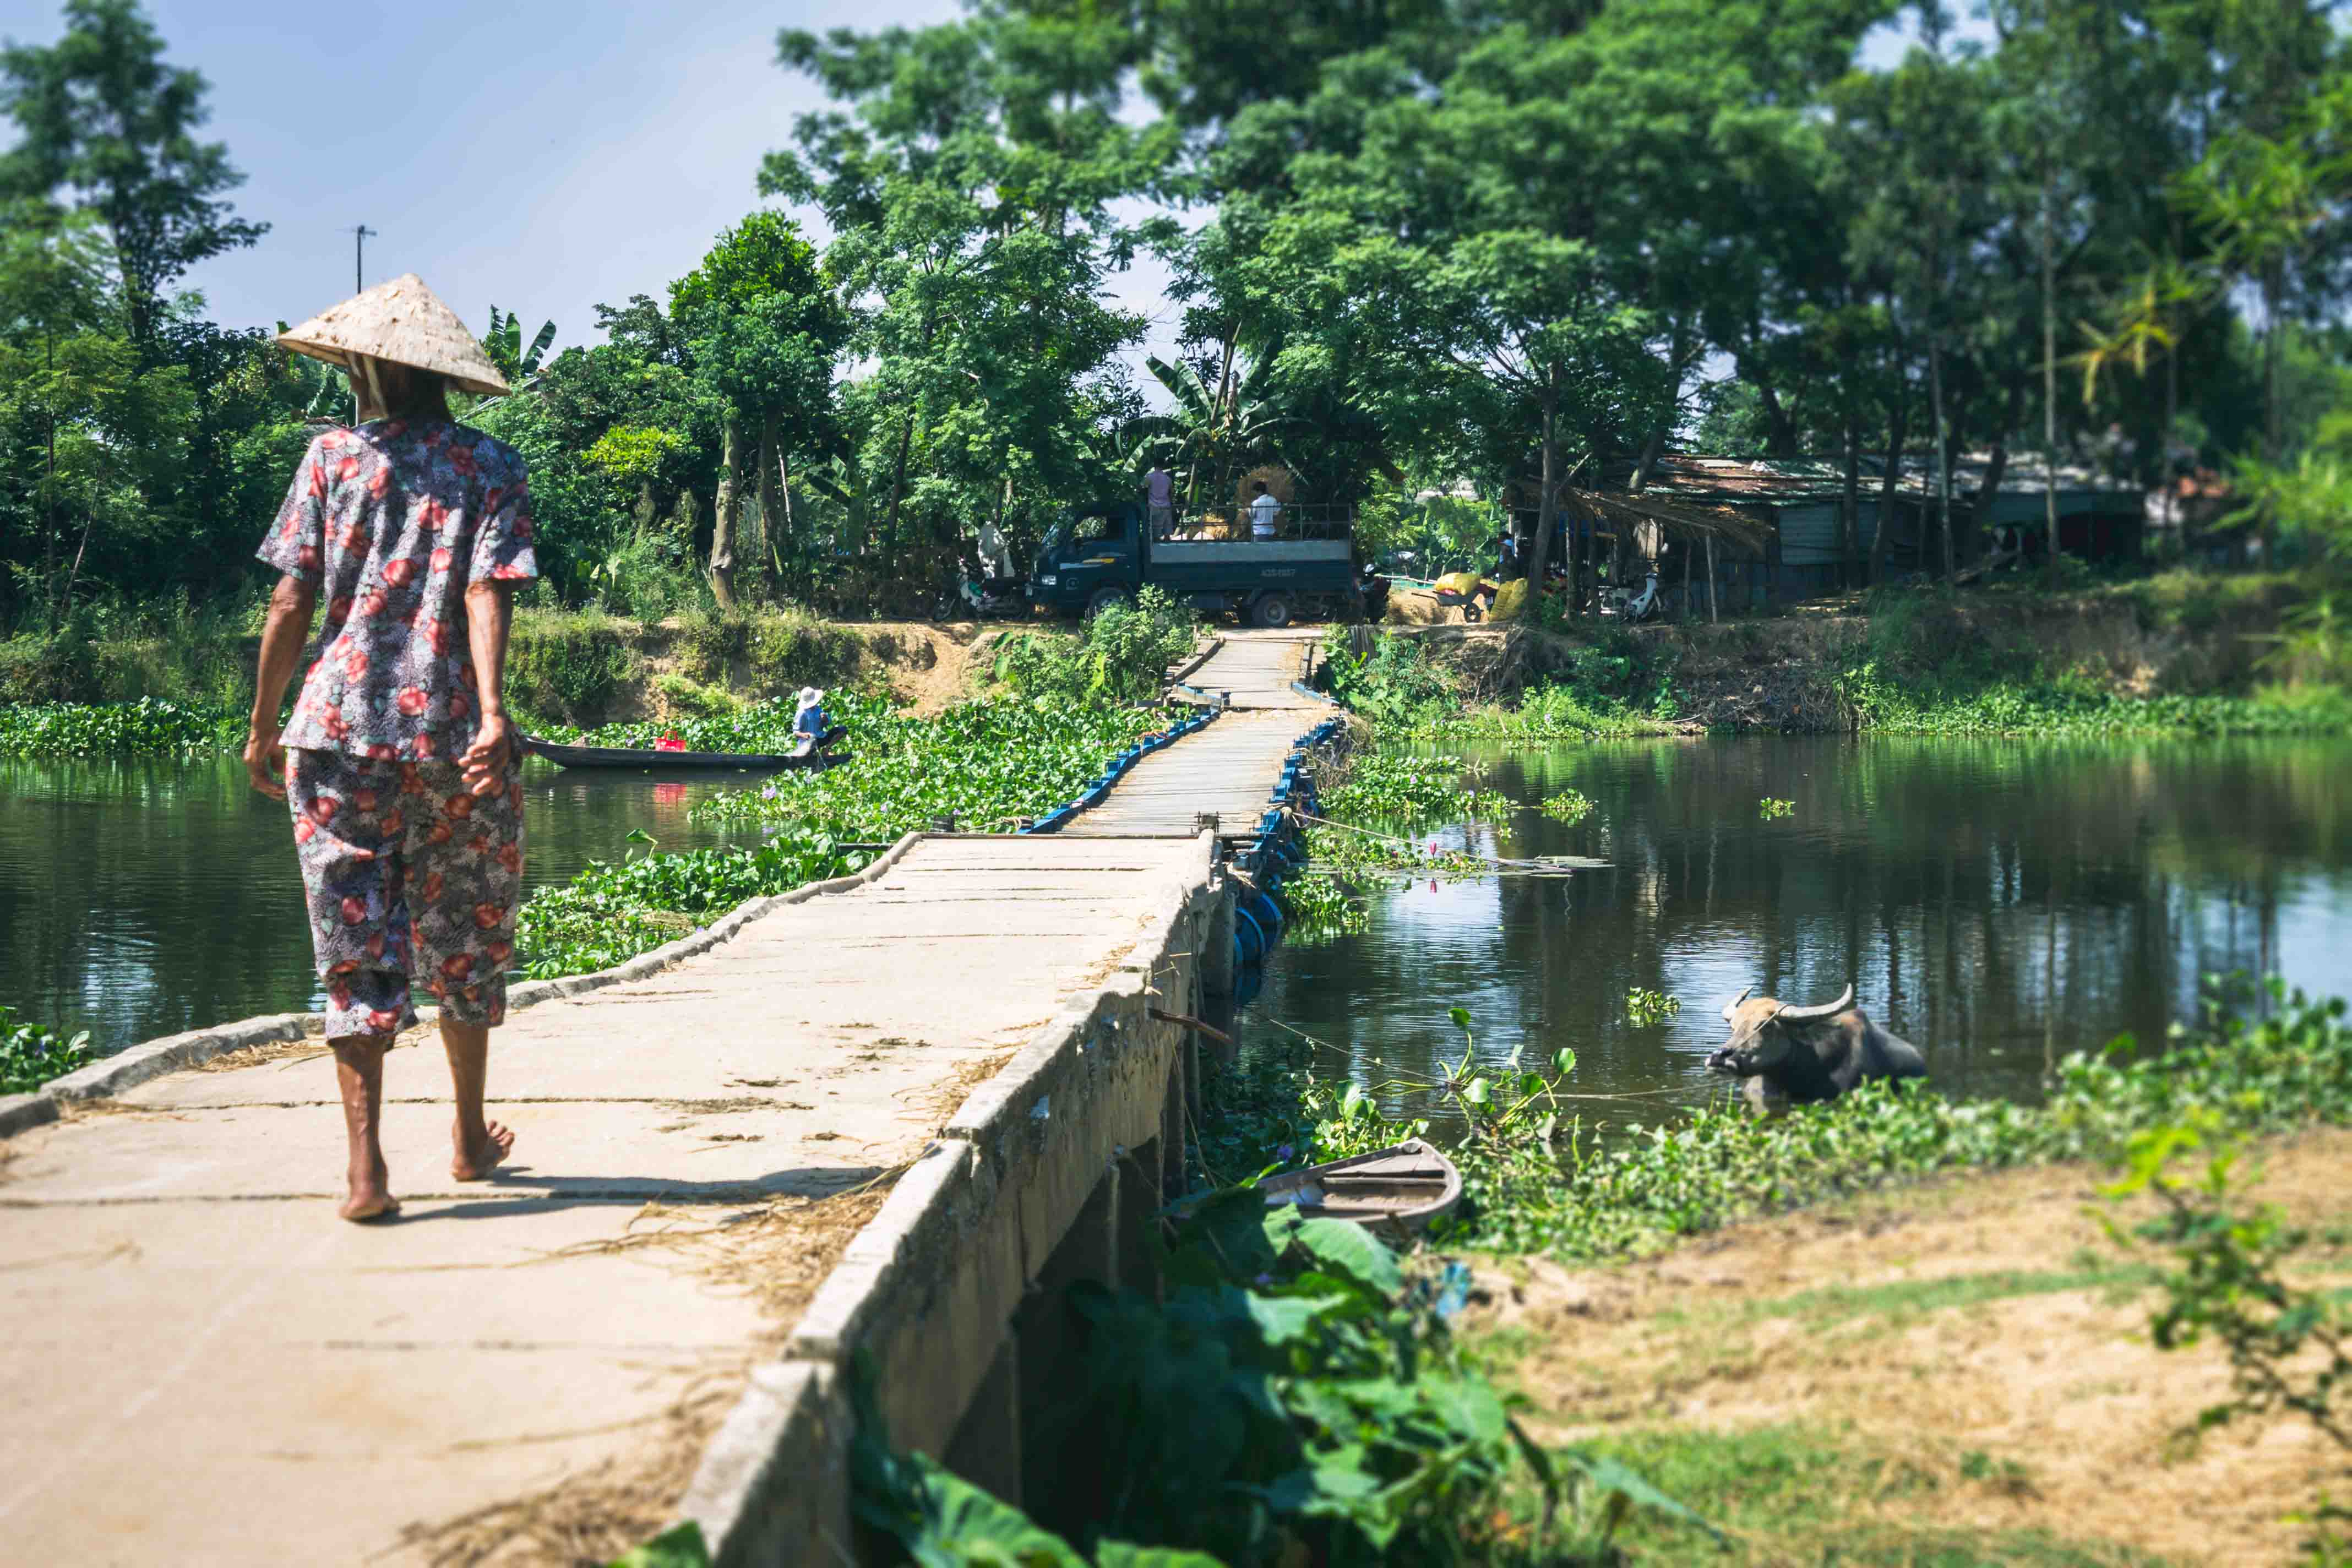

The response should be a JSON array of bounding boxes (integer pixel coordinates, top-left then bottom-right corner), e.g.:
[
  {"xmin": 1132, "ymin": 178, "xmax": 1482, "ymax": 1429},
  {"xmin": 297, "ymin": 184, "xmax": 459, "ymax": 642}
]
[
  {"xmin": 1620, "ymin": 455, "xmax": 1858, "ymax": 505},
  {"xmin": 1886, "ymin": 451, "xmax": 2139, "ymax": 500}
]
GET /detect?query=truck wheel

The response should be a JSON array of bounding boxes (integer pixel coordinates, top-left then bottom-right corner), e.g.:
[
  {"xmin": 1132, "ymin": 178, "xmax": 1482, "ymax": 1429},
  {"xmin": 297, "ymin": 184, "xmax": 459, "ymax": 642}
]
[
  {"xmin": 1253, "ymin": 591, "xmax": 1294, "ymax": 629},
  {"xmin": 1085, "ymin": 586, "xmax": 1133, "ymax": 620}
]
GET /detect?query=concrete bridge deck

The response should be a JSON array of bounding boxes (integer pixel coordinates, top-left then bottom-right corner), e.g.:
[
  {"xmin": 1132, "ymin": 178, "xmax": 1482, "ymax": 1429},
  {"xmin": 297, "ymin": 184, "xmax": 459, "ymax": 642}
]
[
  {"xmin": 1061, "ymin": 633, "xmax": 1329, "ymax": 840},
  {"xmin": 0, "ymin": 633, "xmax": 1344, "ymax": 1565}
]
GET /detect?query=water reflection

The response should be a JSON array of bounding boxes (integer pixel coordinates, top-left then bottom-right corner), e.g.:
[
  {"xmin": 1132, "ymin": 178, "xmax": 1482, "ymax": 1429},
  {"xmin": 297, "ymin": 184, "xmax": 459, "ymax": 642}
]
[
  {"xmin": 0, "ymin": 755, "xmax": 759, "ymax": 1052},
  {"xmin": 1246, "ymin": 735, "xmax": 2352, "ymax": 1118}
]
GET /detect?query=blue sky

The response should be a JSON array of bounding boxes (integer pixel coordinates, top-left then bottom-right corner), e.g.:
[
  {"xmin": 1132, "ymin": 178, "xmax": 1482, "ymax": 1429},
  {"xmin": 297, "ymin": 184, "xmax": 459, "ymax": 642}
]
[
  {"xmin": 0, "ymin": 1, "xmax": 1964, "ymax": 374},
  {"xmin": 0, "ymin": 0, "xmax": 973, "ymax": 351}
]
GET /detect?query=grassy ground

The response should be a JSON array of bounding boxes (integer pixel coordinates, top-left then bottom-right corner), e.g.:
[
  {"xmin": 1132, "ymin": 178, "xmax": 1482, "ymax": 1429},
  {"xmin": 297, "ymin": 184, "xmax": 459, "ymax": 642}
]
[{"xmin": 1472, "ymin": 1130, "xmax": 2352, "ymax": 1566}]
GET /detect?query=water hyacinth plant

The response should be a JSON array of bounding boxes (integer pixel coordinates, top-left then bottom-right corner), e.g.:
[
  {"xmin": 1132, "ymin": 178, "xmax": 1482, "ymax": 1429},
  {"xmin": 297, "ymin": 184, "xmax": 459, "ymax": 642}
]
[
  {"xmin": 1540, "ymin": 788, "xmax": 1596, "ymax": 822},
  {"xmin": 1, "ymin": 1005, "xmax": 94, "ymax": 1093},
  {"xmin": 516, "ymin": 693, "xmax": 1169, "ymax": 977},
  {"xmin": 0, "ymin": 698, "xmax": 245, "ymax": 759},
  {"xmin": 1625, "ymin": 988, "xmax": 1681, "ymax": 1026}
]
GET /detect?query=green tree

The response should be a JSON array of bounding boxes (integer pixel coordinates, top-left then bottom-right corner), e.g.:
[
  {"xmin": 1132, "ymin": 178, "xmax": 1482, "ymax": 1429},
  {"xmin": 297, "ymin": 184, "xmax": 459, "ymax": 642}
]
[
  {"xmin": 764, "ymin": 13, "xmax": 1166, "ymax": 587},
  {"xmin": 670, "ymin": 212, "xmax": 848, "ymax": 607},
  {"xmin": 0, "ymin": 0, "xmax": 266, "ymax": 349}
]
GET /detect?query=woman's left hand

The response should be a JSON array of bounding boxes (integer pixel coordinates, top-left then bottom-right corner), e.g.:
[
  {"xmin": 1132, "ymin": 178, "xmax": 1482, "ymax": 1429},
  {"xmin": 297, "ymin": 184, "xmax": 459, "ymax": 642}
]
[{"xmin": 462, "ymin": 713, "xmax": 514, "ymax": 796}]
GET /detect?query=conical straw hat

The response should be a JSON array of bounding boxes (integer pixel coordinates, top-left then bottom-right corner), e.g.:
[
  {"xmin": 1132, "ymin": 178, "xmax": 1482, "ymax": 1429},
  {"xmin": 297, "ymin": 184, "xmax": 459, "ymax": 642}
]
[{"xmin": 278, "ymin": 274, "xmax": 509, "ymax": 398}]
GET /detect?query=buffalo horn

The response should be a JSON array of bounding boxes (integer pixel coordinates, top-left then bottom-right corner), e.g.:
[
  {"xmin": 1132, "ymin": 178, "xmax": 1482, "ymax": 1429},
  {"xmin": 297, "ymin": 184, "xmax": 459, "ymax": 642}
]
[
  {"xmin": 1775, "ymin": 982, "xmax": 1856, "ymax": 1023},
  {"xmin": 1720, "ymin": 986, "xmax": 1751, "ymax": 1022}
]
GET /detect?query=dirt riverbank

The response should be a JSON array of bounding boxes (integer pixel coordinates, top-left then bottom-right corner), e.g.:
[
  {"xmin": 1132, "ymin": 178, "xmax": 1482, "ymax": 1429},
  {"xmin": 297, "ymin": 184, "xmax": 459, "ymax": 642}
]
[
  {"xmin": 1472, "ymin": 1126, "xmax": 2352, "ymax": 1565},
  {"xmin": 1380, "ymin": 571, "xmax": 2327, "ymax": 732}
]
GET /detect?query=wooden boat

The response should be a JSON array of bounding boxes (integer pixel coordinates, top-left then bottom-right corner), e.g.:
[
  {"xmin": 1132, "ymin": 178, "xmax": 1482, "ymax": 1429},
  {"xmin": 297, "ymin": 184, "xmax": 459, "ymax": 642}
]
[
  {"xmin": 1257, "ymin": 1139, "xmax": 1462, "ymax": 1238},
  {"xmin": 520, "ymin": 737, "xmax": 848, "ymax": 772}
]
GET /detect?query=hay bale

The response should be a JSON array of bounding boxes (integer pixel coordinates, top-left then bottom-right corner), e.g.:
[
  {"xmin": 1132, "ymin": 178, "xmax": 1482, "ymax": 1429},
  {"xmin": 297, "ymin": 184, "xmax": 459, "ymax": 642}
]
[{"xmin": 1235, "ymin": 465, "xmax": 1296, "ymax": 508}]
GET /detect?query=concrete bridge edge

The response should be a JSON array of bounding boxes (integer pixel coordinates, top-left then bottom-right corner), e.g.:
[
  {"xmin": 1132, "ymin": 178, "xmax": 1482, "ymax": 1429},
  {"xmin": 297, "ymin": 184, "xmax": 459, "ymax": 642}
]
[{"xmin": 681, "ymin": 831, "xmax": 1222, "ymax": 1565}]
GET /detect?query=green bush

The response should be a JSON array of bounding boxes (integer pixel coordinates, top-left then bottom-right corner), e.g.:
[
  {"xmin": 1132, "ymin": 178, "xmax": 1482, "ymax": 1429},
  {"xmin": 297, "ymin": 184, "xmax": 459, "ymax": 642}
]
[
  {"xmin": 507, "ymin": 609, "xmax": 637, "ymax": 725},
  {"xmin": 994, "ymin": 586, "xmax": 1197, "ymax": 704}
]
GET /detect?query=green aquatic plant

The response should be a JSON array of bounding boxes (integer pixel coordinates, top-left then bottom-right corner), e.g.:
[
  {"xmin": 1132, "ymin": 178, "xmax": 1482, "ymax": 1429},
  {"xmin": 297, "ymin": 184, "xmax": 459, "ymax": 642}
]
[
  {"xmin": 1, "ymin": 1005, "xmax": 94, "ymax": 1094},
  {"xmin": 0, "ymin": 698, "xmax": 244, "ymax": 759},
  {"xmin": 1243, "ymin": 978, "xmax": 2352, "ymax": 1264},
  {"xmin": 1758, "ymin": 797, "xmax": 1795, "ymax": 819},
  {"xmin": 1626, "ymin": 988, "xmax": 1681, "ymax": 1026},
  {"xmin": 1540, "ymin": 788, "xmax": 1595, "ymax": 823},
  {"xmin": 514, "ymin": 695, "xmax": 1167, "ymax": 977}
]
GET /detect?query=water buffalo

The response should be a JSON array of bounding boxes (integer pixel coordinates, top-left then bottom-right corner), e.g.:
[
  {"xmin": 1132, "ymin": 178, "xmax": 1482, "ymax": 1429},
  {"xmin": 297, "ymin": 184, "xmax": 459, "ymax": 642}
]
[{"xmin": 1704, "ymin": 984, "xmax": 1927, "ymax": 1117}]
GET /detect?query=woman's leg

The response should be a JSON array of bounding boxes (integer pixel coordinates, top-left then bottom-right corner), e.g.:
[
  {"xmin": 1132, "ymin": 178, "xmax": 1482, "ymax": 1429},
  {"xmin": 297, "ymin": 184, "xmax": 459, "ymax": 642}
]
[
  {"xmin": 288, "ymin": 749, "xmax": 413, "ymax": 1219},
  {"xmin": 409, "ymin": 754, "xmax": 522, "ymax": 1180}
]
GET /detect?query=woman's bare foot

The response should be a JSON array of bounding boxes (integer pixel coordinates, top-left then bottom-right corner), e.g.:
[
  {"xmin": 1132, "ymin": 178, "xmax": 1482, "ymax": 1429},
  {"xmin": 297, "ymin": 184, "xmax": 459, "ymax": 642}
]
[
  {"xmin": 451, "ymin": 1118, "xmax": 515, "ymax": 1182},
  {"xmin": 341, "ymin": 1155, "xmax": 399, "ymax": 1222}
]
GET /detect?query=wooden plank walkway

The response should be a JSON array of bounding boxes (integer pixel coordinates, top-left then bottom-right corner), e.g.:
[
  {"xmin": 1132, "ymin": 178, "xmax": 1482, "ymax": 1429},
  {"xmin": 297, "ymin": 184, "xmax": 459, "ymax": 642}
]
[
  {"xmin": 0, "ymin": 835, "xmax": 1203, "ymax": 1565},
  {"xmin": 1062, "ymin": 634, "xmax": 1333, "ymax": 840}
]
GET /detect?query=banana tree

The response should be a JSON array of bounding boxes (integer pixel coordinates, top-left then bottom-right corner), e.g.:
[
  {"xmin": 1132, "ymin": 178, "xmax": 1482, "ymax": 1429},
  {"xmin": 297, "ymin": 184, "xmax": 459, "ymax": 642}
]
[
  {"xmin": 1126, "ymin": 353, "xmax": 1296, "ymax": 515},
  {"xmin": 483, "ymin": 306, "xmax": 558, "ymax": 390}
]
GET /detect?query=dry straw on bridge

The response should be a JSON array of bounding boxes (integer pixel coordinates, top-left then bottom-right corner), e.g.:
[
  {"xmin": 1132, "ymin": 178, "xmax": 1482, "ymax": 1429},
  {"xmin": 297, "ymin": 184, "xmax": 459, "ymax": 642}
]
[{"xmin": 277, "ymin": 273, "xmax": 509, "ymax": 398}]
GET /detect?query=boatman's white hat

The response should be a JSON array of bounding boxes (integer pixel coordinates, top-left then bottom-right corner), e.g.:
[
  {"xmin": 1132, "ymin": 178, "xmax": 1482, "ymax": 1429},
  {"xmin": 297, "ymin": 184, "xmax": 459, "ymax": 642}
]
[{"xmin": 796, "ymin": 687, "xmax": 824, "ymax": 709}]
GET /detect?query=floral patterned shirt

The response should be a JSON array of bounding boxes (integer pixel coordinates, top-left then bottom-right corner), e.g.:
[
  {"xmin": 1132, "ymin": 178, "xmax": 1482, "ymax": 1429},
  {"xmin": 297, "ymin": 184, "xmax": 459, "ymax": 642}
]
[{"xmin": 257, "ymin": 419, "xmax": 538, "ymax": 760}]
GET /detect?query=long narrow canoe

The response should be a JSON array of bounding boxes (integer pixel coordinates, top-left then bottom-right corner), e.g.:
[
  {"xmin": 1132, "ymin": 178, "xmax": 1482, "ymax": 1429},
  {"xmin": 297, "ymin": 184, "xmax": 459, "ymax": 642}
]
[
  {"xmin": 1257, "ymin": 1139, "xmax": 1462, "ymax": 1239},
  {"xmin": 521, "ymin": 737, "xmax": 848, "ymax": 772}
]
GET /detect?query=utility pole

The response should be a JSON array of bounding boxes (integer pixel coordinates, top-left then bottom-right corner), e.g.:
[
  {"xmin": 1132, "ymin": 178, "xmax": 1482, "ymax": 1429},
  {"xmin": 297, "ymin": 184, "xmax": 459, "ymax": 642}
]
[{"xmin": 351, "ymin": 225, "xmax": 377, "ymax": 293}]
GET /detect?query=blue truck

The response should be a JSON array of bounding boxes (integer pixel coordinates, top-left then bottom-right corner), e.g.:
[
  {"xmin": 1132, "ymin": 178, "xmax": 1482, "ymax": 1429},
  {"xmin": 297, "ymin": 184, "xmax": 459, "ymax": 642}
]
[{"xmin": 1028, "ymin": 502, "xmax": 1378, "ymax": 627}]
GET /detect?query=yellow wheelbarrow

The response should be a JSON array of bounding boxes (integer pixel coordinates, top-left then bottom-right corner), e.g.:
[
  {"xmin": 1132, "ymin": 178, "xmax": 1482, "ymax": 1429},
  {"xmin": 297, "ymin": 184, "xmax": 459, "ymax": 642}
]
[{"xmin": 1431, "ymin": 571, "xmax": 1499, "ymax": 623}]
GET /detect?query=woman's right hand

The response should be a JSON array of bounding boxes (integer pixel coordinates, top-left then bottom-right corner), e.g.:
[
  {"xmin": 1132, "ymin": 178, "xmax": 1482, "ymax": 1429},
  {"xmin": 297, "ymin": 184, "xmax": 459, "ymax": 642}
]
[{"xmin": 244, "ymin": 724, "xmax": 287, "ymax": 799}]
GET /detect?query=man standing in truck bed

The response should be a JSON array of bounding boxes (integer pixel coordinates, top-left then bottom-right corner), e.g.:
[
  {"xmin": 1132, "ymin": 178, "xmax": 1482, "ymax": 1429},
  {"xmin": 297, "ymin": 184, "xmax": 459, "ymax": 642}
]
[{"xmin": 1250, "ymin": 480, "xmax": 1281, "ymax": 541}]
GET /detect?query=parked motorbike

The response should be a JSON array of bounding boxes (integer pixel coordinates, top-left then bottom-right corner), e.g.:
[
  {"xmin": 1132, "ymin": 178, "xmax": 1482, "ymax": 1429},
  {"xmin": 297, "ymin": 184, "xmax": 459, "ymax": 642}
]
[
  {"xmin": 935, "ymin": 560, "xmax": 1029, "ymax": 621},
  {"xmin": 1599, "ymin": 570, "xmax": 1666, "ymax": 624}
]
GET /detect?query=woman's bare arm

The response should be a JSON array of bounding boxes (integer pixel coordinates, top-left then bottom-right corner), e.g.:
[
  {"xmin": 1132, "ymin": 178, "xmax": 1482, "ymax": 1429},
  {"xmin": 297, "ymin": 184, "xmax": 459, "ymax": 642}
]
[
  {"xmin": 459, "ymin": 580, "xmax": 518, "ymax": 796},
  {"xmin": 245, "ymin": 574, "xmax": 317, "ymax": 798}
]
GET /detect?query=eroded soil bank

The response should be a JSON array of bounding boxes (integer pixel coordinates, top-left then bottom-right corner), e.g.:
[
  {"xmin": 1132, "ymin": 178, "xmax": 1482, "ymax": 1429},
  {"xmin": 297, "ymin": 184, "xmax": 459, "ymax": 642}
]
[
  {"xmin": 1383, "ymin": 572, "xmax": 2331, "ymax": 732},
  {"xmin": 1474, "ymin": 1127, "xmax": 2352, "ymax": 1566}
]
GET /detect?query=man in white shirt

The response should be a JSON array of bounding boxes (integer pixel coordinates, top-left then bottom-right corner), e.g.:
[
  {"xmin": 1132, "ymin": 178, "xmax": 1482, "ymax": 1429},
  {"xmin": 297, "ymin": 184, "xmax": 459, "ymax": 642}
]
[{"xmin": 1249, "ymin": 481, "xmax": 1281, "ymax": 541}]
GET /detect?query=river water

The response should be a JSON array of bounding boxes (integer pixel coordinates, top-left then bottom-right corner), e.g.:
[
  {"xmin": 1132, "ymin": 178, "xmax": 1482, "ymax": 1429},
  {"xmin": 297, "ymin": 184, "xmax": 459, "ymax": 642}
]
[
  {"xmin": 5, "ymin": 737, "xmax": 2350, "ymax": 1102},
  {"xmin": 0, "ymin": 756, "xmax": 757, "ymax": 1052},
  {"xmin": 1241, "ymin": 734, "xmax": 2352, "ymax": 1119}
]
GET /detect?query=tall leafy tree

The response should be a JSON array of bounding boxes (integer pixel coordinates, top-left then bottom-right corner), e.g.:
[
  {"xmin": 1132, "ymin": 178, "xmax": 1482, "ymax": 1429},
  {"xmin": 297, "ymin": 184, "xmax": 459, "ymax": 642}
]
[
  {"xmin": 0, "ymin": 0, "xmax": 266, "ymax": 349},
  {"xmin": 670, "ymin": 213, "xmax": 849, "ymax": 607},
  {"xmin": 764, "ymin": 12, "xmax": 1168, "ymax": 573}
]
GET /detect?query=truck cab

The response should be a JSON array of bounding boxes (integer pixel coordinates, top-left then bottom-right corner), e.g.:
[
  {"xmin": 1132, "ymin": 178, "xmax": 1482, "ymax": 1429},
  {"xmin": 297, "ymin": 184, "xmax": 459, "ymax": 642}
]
[{"xmin": 1031, "ymin": 500, "xmax": 1371, "ymax": 627}]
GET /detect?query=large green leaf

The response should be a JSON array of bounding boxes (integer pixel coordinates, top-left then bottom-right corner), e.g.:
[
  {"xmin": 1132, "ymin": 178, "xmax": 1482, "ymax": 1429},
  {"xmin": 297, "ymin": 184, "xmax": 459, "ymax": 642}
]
[
  {"xmin": 1288, "ymin": 1216, "xmax": 1403, "ymax": 1295},
  {"xmin": 1093, "ymin": 1544, "xmax": 1227, "ymax": 1567},
  {"xmin": 906, "ymin": 1450, "xmax": 1090, "ymax": 1567},
  {"xmin": 1416, "ymin": 1375, "xmax": 1509, "ymax": 1444},
  {"xmin": 606, "ymin": 1521, "xmax": 711, "ymax": 1568},
  {"xmin": 1240, "ymin": 1289, "xmax": 1347, "ymax": 1346},
  {"xmin": 1558, "ymin": 1446, "xmax": 1727, "ymax": 1545}
]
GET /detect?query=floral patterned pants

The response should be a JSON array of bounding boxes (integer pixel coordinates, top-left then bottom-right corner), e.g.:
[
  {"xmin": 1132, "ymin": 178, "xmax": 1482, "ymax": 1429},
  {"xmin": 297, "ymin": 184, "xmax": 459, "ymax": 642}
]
[{"xmin": 286, "ymin": 748, "xmax": 525, "ymax": 1036}]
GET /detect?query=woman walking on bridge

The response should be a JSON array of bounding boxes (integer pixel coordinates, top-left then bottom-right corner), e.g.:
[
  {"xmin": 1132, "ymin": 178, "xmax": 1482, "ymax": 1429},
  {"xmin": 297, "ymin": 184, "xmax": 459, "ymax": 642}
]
[{"xmin": 244, "ymin": 276, "xmax": 538, "ymax": 1221}]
